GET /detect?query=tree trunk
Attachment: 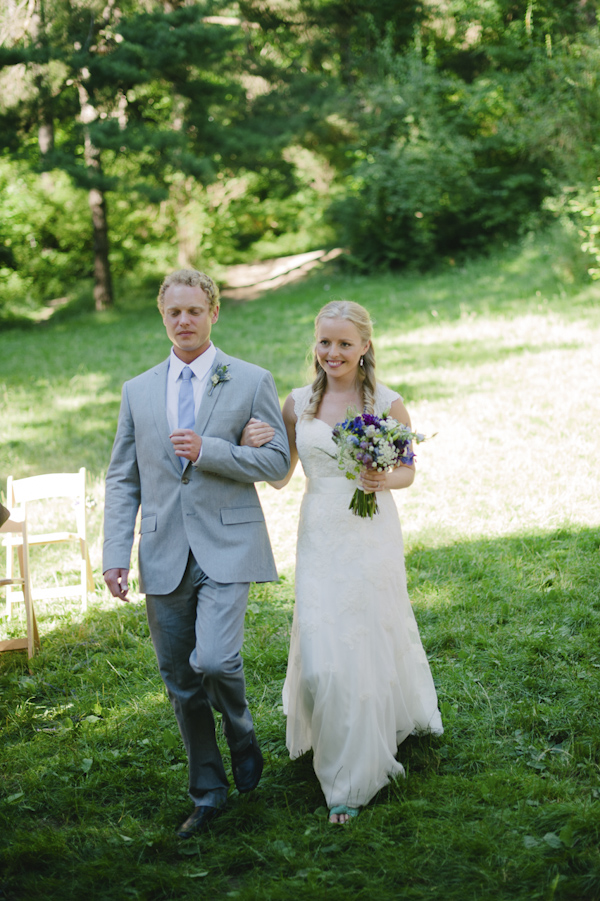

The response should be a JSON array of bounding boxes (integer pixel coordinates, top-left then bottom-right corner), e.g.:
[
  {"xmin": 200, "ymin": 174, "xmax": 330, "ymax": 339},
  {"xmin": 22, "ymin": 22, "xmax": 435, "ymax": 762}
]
[
  {"xmin": 174, "ymin": 178, "xmax": 200, "ymax": 268},
  {"xmin": 88, "ymin": 186, "xmax": 113, "ymax": 311},
  {"xmin": 78, "ymin": 76, "xmax": 114, "ymax": 309},
  {"xmin": 30, "ymin": 0, "xmax": 55, "ymax": 188}
]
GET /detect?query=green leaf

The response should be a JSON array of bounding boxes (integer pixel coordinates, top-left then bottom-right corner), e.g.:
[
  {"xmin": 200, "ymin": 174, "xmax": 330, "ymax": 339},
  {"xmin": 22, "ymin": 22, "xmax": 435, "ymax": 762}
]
[
  {"xmin": 163, "ymin": 729, "xmax": 179, "ymax": 750},
  {"xmin": 559, "ymin": 821, "xmax": 575, "ymax": 848},
  {"xmin": 543, "ymin": 832, "xmax": 563, "ymax": 849}
]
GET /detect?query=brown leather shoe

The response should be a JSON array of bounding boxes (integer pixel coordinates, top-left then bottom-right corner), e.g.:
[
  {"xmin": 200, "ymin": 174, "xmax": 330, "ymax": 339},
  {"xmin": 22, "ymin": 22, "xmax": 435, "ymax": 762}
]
[
  {"xmin": 230, "ymin": 731, "xmax": 263, "ymax": 793},
  {"xmin": 176, "ymin": 805, "xmax": 221, "ymax": 839}
]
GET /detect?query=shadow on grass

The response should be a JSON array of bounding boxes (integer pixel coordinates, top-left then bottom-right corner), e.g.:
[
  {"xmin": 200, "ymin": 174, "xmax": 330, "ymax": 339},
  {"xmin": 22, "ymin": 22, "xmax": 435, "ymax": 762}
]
[{"xmin": 1, "ymin": 525, "xmax": 600, "ymax": 899}]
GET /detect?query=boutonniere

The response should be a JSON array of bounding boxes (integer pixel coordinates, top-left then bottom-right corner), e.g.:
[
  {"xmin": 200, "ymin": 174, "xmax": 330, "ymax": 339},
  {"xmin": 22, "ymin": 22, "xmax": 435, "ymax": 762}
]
[{"xmin": 208, "ymin": 363, "xmax": 231, "ymax": 395}]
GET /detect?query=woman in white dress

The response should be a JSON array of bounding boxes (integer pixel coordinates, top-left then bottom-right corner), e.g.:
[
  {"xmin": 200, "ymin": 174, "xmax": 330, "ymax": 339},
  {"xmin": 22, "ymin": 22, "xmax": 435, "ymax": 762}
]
[{"xmin": 244, "ymin": 301, "xmax": 443, "ymax": 823}]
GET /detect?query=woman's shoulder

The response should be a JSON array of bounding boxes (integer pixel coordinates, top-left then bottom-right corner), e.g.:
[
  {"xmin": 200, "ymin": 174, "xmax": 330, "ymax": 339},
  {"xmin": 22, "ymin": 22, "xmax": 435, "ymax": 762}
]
[
  {"xmin": 291, "ymin": 384, "xmax": 313, "ymax": 418},
  {"xmin": 375, "ymin": 382, "xmax": 403, "ymax": 410}
]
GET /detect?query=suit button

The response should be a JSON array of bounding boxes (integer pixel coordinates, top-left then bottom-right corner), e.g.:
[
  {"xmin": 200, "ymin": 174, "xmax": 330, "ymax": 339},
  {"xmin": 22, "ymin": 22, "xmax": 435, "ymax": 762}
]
[{"xmin": 182, "ymin": 477, "xmax": 189, "ymax": 485}]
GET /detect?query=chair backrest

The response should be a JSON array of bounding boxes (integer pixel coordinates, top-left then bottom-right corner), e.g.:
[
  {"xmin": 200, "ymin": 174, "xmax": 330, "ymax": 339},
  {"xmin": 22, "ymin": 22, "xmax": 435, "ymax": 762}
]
[
  {"xmin": 8, "ymin": 470, "xmax": 85, "ymax": 503},
  {"xmin": 7, "ymin": 469, "xmax": 87, "ymax": 538}
]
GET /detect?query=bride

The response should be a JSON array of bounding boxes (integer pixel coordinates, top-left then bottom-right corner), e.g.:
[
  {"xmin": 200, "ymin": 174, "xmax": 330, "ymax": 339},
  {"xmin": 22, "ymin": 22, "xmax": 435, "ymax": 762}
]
[{"xmin": 244, "ymin": 300, "xmax": 443, "ymax": 823}]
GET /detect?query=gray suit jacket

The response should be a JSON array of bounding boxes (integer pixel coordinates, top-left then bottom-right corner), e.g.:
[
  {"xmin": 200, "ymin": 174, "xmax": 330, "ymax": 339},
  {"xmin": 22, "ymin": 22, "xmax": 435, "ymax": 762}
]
[{"xmin": 103, "ymin": 348, "xmax": 290, "ymax": 594}]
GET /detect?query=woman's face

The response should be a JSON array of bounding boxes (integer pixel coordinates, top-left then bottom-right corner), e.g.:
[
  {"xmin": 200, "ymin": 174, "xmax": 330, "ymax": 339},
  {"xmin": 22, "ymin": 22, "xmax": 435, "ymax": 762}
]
[{"xmin": 315, "ymin": 317, "xmax": 370, "ymax": 381}]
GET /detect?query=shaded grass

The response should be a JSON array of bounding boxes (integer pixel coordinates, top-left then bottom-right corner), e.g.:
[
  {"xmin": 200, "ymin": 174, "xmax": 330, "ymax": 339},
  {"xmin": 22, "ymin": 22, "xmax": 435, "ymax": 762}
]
[{"xmin": 2, "ymin": 528, "xmax": 600, "ymax": 900}]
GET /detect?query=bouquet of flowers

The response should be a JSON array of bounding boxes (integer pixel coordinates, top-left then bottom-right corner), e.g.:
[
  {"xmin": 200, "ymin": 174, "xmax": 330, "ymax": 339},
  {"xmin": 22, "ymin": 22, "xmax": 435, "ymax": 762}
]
[{"xmin": 332, "ymin": 411, "xmax": 426, "ymax": 518}]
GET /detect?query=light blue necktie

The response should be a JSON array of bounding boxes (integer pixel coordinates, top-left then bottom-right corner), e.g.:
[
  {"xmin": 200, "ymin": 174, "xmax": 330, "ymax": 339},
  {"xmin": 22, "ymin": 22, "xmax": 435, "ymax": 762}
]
[{"xmin": 178, "ymin": 366, "xmax": 195, "ymax": 466}]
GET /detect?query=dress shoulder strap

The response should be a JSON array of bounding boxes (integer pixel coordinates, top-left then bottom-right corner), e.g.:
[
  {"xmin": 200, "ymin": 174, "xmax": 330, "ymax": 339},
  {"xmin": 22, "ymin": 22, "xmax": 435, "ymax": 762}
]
[
  {"xmin": 375, "ymin": 382, "xmax": 403, "ymax": 415},
  {"xmin": 291, "ymin": 385, "xmax": 313, "ymax": 420}
]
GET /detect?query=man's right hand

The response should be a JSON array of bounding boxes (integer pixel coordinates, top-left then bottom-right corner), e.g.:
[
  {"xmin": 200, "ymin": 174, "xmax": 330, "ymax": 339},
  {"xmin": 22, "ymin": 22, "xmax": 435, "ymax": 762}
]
[{"xmin": 104, "ymin": 568, "xmax": 130, "ymax": 602}]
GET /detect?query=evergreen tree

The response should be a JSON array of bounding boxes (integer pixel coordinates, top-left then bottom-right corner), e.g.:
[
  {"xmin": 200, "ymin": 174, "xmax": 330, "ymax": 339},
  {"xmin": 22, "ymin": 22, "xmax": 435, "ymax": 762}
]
[{"xmin": 0, "ymin": 0, "xmax": 249, "ymax": 308}]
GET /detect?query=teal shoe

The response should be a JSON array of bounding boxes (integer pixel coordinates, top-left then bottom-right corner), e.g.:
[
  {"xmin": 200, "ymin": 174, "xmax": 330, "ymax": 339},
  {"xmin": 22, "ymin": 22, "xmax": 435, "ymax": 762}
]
[{"xmin": 329, "ymin": 805, "xmax": 359, "ymax": 823}]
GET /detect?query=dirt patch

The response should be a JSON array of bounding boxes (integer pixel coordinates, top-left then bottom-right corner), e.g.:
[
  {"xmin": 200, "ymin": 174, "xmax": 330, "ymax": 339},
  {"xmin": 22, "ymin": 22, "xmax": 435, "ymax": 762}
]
[{"xmin": 221, "ymin": 248, "xmax": 344, "ymax": 301}]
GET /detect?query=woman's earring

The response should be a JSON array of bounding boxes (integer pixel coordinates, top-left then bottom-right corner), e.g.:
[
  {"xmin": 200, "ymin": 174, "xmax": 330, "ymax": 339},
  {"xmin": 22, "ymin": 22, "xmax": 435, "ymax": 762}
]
[{"xmin": 360, "ymin": 357, "xmax": 364, "ymax": 367}]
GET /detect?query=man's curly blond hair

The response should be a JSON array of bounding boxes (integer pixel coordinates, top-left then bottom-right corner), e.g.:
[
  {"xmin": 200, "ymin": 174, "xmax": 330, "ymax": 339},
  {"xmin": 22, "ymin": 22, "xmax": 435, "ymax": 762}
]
[{"xmin": 157, "ymin": 269, "xmax": 220, "ymax": 313}]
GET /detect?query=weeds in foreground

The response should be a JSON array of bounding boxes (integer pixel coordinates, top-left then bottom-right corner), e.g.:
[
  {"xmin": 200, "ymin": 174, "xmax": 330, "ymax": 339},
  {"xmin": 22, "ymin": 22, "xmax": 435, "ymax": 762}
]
[{"xmin": 2, "ymin": 528, "xmax": 600, "ymax": 901}]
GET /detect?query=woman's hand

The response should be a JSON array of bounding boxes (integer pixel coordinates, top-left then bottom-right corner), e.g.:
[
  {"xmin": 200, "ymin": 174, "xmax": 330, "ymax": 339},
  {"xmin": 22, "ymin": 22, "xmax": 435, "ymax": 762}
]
[
  {"xmin": 241, "ymin": 417, "xmax": 275, "ymax": 447},
  {"xmin": 359, "ymin": 469, "xmax": 388, "ymax": 493},
  {"xmin": 360, "ymin": 462, "xmax": 415, "ymax": 493}
]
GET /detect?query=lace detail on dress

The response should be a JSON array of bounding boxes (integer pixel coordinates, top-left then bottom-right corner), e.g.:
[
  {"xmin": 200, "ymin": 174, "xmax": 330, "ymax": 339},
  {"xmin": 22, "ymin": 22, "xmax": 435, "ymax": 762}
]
[{"xmin": 291, "ymin": 385, "xmax": 314, "ymax": 421}]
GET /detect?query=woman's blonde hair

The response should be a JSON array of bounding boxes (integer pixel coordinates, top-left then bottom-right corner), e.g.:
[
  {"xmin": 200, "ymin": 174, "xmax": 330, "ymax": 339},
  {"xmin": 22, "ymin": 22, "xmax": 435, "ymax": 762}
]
[{"xmin": 304, "ymin": 300, "xmax": 376, "ymax": 419}]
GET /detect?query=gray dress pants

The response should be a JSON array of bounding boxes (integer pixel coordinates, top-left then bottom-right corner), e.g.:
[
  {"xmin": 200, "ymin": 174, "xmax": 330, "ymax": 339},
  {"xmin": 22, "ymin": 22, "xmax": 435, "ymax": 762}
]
[{"xmin": 146, "ymin": 552, "xmax": 253, "ymax": 808}]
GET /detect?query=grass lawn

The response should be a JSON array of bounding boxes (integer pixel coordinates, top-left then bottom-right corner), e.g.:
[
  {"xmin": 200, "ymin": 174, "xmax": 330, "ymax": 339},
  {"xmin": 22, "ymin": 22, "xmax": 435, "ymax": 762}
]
[{"xmin": 1, "ymin": 229, "xmax": 600, "ymax": 900}]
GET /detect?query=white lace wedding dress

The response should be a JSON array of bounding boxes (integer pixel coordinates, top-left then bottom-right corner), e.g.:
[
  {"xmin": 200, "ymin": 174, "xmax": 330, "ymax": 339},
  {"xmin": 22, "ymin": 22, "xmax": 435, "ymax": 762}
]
[{"xmin": 282, "ymin": 383, "xmax": 443, "ymax": 809}]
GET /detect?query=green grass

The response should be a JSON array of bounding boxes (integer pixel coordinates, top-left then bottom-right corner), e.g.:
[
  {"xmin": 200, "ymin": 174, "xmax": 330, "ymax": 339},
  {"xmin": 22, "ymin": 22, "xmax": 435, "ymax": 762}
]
[{"xmin": 1, "ymin": 227, "xmax": 600, "ymax": 900}]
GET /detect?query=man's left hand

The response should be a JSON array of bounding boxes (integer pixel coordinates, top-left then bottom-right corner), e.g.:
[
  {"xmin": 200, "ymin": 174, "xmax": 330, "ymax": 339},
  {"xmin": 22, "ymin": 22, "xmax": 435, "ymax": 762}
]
[{"xmin": 170, "ymin": 428, "xmax": 202, "ymax": 463}]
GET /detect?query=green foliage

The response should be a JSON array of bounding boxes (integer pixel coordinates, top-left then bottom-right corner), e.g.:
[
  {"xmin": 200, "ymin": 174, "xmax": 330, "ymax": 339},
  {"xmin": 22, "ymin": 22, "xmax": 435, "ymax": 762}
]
[
  {"xmin": 564, "ymin": 183, "xmax": 600, "ymax": 280},
  {"xmin": 0, "ymin": 160, "xmax": 92, "ymax": 316},
  {"xmin": 327, "ymin": 48, "xmax": 548, "ymax": 268},
  {"xmin": 1, "ymin": 0, "xmax": 600, "ymax": 304}
]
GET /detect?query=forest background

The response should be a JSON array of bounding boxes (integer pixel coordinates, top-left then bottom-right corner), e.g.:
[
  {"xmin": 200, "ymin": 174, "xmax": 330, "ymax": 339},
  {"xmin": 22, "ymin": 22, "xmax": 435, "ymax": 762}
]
[{"xmin": 1, "ymin": 0, "xmax": 600, "ymax": 319}]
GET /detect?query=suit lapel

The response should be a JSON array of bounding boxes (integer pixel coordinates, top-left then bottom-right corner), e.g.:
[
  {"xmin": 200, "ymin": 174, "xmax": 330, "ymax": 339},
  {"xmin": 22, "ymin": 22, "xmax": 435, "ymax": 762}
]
[
  {"xmin": 150, "ymin": 359, "xmax": 182, "ymax": 473},
  {"xmin": 195, "ymin": 349, "xmax": 232, "ymax": 437}
]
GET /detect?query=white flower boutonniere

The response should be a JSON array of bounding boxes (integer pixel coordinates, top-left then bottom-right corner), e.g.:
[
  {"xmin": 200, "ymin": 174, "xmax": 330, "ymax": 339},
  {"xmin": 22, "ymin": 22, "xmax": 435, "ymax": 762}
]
[{"xmin": 208, "ymin": 363, "xmax": 231, "ymax": 395}]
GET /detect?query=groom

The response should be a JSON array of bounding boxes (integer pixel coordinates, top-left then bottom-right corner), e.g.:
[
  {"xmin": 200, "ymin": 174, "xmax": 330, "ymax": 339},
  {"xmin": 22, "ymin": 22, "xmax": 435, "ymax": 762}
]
[{"xmin": 103, "ymin": 269, "xmax": 289, "ymax": 838}]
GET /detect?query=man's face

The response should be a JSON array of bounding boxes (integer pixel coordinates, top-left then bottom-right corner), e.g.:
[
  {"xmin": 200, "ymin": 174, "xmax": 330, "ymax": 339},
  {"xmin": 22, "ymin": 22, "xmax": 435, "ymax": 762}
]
[{"xmin": 161, "ymin": 283, "xmax": 219, "ymax": 362}]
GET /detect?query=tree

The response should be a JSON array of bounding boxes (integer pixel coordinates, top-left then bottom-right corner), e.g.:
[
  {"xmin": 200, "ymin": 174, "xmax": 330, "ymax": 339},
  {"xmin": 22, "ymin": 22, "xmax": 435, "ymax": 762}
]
[{"xmin": 0, "ymin": 0, "xmax": 251, "ymax": 309}]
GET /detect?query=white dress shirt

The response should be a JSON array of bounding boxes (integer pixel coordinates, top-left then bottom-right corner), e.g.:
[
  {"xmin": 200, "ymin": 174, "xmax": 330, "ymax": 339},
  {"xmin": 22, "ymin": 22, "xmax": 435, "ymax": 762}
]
[{"xmin": 166, "ymin": 344, "xmax": 216, "ymax": 463}]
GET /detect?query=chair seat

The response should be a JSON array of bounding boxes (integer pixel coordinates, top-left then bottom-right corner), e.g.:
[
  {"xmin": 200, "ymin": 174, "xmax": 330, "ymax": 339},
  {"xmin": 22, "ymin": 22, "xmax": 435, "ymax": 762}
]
[
  {"xmin": 3, "ymin": 530, "xmax": 79, "ymax": 546},
  {"xmin": 0, "ymin": 637, "xmax": 32, "ymax": 653}
]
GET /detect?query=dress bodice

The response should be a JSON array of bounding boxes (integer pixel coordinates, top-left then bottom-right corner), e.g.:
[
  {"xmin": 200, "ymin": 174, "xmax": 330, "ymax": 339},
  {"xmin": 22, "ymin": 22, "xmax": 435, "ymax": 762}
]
[{"xmin": 292, "ymin": 383, "xmax": 402, "ymax": 480}]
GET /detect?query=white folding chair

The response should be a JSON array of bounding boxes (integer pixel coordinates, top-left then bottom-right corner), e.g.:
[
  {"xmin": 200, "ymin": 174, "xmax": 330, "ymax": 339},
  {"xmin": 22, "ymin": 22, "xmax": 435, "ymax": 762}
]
[
  {"xmin": 5, "ymin": 468, "xmax": 94, "ymax": 611},
  {"xmin": 0, "ymin": 509, "xmax": 40, "ymax": 658}
]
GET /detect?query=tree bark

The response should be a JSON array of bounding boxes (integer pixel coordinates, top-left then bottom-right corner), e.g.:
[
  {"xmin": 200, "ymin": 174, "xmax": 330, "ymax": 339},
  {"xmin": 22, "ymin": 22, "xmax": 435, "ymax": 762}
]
[
  {"xmin": 88, "ymin": 186, "xmax": 113, "ymax": 311},
  {"xmin": 78, "ymin": 76, "xmax": 114, "ymax": 310}
]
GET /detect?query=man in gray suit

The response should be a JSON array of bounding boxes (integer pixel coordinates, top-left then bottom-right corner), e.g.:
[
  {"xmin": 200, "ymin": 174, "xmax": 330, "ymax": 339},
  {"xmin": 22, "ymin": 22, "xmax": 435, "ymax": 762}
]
[{"xmin": 103, "ymin": 269, "xmax": 289, "ymax": 838}]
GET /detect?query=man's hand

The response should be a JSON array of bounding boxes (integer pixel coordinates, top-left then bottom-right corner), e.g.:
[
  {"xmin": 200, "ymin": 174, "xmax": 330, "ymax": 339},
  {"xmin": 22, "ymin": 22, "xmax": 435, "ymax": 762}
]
[
  {"xmin": 170, "ymin": 428, "xmax": 202, "ymax": 463},
  {"xmin": 241, "ymin": 418, "xmax": 275, "ymax": 448},
  {"xmin": 104, "ymin": 568, "xmax": 131, "ymax": 602}
]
